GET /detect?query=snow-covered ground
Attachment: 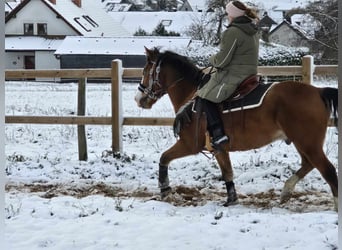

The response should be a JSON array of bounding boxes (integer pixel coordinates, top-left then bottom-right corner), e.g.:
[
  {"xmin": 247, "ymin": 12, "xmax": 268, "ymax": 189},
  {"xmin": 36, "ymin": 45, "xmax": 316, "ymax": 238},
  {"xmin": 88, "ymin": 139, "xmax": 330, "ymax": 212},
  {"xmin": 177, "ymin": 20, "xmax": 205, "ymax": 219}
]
[{"xmin": 5, "ymin": 78, "xmax": 338, "ymax": 249}]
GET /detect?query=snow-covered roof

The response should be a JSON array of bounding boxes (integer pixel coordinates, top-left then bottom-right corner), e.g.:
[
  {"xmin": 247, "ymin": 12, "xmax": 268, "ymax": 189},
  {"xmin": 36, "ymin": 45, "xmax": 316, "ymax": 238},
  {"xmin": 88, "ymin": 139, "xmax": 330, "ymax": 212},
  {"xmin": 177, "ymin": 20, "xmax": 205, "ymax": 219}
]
[
  {"xmin": 247, "ymin": 0, "xmax": 312, "ymax": 23},
  {"xmin": 5, "ymin": 36, "xmax": 63, "ymax": 51},
  {"xmin": 108, "ymin": 11, "xmax": 202, "ymax": 35},
  {"xmin": 5, "ymin": 1, "xmax": 20, "ymax": 13},
  {"xmin": 6, "ymin": 0, "xmax": 130, "ymax": 37},
  {"xmin": 54, "ymin": 36, "xmax": 194, "ymax": 55},
  {"xmin": 44, "ymin": 0, "xmax": 130, "ymax": 36},
  {"xmin": 270, "ymin": 20, "xmax": 314, "ymax": 41}
]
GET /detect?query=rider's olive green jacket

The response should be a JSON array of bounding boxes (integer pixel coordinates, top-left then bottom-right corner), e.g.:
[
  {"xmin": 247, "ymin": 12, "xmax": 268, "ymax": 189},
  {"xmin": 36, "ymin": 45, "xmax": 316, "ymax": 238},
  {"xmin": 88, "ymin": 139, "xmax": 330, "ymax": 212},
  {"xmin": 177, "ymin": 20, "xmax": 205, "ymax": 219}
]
[{"xmin": 197, "ymin": 16, "xmax": 260, "ymax": 103}]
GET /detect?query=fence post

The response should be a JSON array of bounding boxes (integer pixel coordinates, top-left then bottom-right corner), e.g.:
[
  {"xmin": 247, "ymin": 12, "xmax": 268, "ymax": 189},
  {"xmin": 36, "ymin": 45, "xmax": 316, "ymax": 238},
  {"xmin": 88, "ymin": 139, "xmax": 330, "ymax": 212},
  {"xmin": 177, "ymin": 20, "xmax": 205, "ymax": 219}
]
[
  {"xmin": 302, "ymin": 55, "xmax": 314, "ymax": 85},
  {"xmin": 111, "ymin": 59, "xmax": 123, "ymax": 153},
  {"xmin": 77, "ymin": 77, "xmax": 88, "ymax": 161}
]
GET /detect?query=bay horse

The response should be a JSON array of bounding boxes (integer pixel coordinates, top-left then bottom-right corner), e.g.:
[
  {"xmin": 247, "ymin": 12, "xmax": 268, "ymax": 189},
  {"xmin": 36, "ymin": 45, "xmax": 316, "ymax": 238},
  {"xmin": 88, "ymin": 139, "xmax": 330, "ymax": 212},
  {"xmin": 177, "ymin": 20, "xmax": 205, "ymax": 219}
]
[{"xmin": 134, "ymin": 47, "xmax": 338, "ymax": 211}]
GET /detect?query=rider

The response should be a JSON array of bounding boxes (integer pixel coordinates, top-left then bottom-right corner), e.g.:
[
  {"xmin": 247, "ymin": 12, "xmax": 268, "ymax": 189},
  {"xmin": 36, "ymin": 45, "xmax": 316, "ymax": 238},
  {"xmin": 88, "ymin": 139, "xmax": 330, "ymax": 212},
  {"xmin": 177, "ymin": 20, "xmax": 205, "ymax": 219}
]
[{"xmin": 197, "ymin": 1, "xmax": 260, "ymax": 150}]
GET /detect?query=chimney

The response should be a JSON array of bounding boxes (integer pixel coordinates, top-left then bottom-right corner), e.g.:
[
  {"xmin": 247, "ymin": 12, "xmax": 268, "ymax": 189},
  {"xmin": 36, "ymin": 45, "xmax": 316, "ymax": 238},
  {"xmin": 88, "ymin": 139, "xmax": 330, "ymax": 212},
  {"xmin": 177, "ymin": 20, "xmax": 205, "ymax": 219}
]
[
  {"xmin": 72, "ymin": 0, "xmax": 81, "ymax": 7},
  {"xmin": 49, "ymin": 0, "xmax": 56, "ymax": 4}
]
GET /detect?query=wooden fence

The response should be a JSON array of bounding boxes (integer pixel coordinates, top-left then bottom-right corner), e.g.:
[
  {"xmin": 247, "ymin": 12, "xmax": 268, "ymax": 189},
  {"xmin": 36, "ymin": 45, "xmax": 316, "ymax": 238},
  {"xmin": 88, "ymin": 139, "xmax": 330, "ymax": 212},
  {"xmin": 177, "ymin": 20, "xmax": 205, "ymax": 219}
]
[{"xmin": 5, "ymin": 56, "xmax": 338, "ymax": 159}]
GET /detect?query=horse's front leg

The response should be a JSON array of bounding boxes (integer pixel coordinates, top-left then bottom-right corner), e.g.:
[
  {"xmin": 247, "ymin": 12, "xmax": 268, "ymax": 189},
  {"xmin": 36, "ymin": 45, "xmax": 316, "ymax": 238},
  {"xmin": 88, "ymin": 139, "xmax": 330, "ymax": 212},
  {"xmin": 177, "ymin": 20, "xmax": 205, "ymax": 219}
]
[
  {"xmin": 215, "ymin": 151, "xmax": 238, "ymax": 206},
  {"xmin": 158, "ymin": 138, "xmax": 203, "ymax": 197},
  {"xmin": 158, "ymin": 163, "xmax": 171, "ymax": 196}
]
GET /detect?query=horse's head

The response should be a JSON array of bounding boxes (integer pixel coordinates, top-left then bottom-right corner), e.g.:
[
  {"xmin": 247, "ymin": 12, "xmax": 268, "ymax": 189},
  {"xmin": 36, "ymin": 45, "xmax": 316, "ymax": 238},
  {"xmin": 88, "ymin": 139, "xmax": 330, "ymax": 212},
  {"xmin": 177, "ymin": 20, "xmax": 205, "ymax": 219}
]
[
  {"xmin": 134, "ymin": 46, "xmax": 166, "ymax": 109},
  {"xmin": 135, "ymin": 46, "xmax": 201, "ymax": 110}
]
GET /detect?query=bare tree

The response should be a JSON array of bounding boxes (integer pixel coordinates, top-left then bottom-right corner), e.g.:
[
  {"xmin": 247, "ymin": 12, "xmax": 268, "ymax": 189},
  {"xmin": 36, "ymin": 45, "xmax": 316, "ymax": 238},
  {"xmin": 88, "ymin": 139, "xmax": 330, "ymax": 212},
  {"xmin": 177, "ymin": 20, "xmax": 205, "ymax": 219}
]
[
  {"xmin": 302, "ymin": 0, "xmax": 338, "ymax": 64},
  {"xmin": 206, "ymin": 0, "xmax": 227, "ymax": 44},
  {"xmin": 185, "ymin": 0, "xmax": 260, "ymax": 45}
]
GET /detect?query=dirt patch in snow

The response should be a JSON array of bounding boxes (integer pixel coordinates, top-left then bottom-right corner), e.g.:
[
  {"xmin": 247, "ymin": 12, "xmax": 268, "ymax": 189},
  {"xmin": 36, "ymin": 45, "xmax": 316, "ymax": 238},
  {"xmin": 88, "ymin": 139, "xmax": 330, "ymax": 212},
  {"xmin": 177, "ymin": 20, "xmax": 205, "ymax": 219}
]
[{"xmin": 6, "ymin": 182, "xmax": 335, "ymax": 213}]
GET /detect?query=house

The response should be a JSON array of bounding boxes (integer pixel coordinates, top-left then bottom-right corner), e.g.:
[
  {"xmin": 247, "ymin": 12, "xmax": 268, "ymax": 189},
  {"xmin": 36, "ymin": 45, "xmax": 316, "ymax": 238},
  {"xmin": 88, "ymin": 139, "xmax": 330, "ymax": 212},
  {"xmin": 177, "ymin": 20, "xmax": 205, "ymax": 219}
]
[
  {"xmin": 5, "ymin": 36, "xmax": 63, "ymax": 81},
  {"xmin": 5, "ymin": 0, "xmax": 20, "ymax": 16},
  {"xmin": 100, "ymin": 0, "xmax": 133, "ymax": 12},
  {"xmin": 268, "ymin": 20, "xmax": 313, "ymax": 48},
  {"xmin": 246, "ymin": 0, "xmax": 312, "ymax": 24},
  {"xmin": 5, "ymin": 0, "xmax": 129, "ymax": 37},
  {"xmin": 258, "ymin": 12, "xmax": 277, "ymax": 42},
  {"xmin": 5, "ymin": 36, "xmax": 62, "ymax": 70},
  {"xmin": 179, "ymin": 0, "xmax": 208, "ymax": 12},
  {"xmin": 5, "ymin": 0, "xmax": 130, "ymax": 76},
  {"xmin": 108, "ymin": 11, "xmax": 202, "ymax": 36},
  {"xmin": 54, "ymin": 36, "xmax": 195, "ymax": 69}
]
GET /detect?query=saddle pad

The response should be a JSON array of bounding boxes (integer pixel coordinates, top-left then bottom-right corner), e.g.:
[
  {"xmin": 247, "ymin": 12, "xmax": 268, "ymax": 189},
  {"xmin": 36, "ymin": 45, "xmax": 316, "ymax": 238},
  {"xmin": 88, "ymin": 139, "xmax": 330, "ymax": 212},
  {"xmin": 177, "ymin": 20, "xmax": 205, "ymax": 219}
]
[{"xmin": 222, "ymin": 82, "xmax": 276, "ymax": 113}]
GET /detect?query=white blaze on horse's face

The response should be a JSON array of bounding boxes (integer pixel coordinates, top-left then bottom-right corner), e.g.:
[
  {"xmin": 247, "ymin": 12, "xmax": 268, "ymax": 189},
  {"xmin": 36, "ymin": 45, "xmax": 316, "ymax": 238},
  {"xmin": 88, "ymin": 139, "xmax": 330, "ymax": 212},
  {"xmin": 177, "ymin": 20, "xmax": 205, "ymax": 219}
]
[
  {"xmin": 134, "ymin": 67, "xmax": 157, "ymax": 109},
  {"xmin": 134, "ymin": 91, "xmax": 144, "ymax": 107},
  {"xmin": 134, "ymin": 78, "xmax": 145, "ymax": 107}
]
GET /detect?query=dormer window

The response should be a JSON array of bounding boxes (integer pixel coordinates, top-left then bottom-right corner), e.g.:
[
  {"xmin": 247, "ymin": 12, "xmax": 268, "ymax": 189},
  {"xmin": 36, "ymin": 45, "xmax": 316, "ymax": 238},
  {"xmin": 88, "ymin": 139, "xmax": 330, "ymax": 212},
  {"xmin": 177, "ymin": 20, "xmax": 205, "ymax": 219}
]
[
  {"xmin": 161, "ymin": 20, "xmax": 172, "ymax": 27},
  {"xmin": 24, "ymin": 23, "xmax": 34, "ymax": 35},
  {"xmin": 37, "ymin": 23, "xmax": 47, "ymax": 35}
]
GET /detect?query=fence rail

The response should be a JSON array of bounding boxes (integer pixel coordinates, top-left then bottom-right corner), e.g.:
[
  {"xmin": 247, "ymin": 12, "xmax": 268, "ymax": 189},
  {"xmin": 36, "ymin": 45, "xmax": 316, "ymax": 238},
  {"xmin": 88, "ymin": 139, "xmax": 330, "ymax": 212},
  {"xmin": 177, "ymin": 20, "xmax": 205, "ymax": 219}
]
[{"xmin": 5, "ymin": 56, "xmax": 338, "ymax": 159}]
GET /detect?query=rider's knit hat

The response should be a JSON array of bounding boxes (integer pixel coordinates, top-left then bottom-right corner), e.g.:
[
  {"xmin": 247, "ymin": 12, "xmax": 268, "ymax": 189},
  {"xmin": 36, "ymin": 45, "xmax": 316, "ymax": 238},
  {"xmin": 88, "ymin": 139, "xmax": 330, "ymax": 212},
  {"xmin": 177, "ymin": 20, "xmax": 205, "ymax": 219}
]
[{"xmin": 226, "ymin": 1, "xmax": 245, "ymax": 18}]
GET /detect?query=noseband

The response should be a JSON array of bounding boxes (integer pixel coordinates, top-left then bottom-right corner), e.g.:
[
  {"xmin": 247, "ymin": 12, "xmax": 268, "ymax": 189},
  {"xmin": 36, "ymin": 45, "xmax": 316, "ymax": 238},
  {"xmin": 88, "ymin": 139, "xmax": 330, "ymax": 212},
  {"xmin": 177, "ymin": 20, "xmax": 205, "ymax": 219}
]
[
  {"xmin": 138, "ymin": 59, "xmax": 184, "ymax": 100},
  {"xmin": 138, "ymin": 60, "xmax": 165, "ymax": 100}
]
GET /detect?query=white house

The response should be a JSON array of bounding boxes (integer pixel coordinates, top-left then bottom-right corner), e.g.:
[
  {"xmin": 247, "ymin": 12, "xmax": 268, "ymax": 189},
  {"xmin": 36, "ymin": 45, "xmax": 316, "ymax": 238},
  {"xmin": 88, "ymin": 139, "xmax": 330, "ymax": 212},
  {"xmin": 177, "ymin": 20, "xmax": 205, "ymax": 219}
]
[
  {"xmin": 5, "ymin": 0, "xmax": 20, "ymax": 16},
  {"xmin": 6, "ymin": 0, "xmax": 129, "ymax": 37},
  {"xmin": 5, "ymin": 0, "xmax": 130, "ymax": 74}
]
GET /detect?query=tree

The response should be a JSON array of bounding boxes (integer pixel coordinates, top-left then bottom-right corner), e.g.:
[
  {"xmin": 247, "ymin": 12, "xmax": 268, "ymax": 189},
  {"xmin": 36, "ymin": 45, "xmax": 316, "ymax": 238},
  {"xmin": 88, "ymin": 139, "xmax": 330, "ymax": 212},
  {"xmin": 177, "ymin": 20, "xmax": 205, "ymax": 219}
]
[
  {"xmin": 152, "ymin": 23, "xmax": 168, "ymax": 36},
  {"xmin": 206, "ymin": 0, "xmax": 226, "ymax": 45},
  {"xmin": 152, "ymin": 23, "xmax": 180, "ymax": 36},
  {"xmin": 184, "ymin": 13, "xmax": 218, "ymax": 46},
  {"xmin": 185, "ymin": 0, "xmax": 260, "ymax": 46},
  {"xmin": 302, "ymin": 0, "xmax": 338, "ymax": 64},
  {"xmin": 134, "ymin": 27, "xmax": 148, "ymax": 36}
]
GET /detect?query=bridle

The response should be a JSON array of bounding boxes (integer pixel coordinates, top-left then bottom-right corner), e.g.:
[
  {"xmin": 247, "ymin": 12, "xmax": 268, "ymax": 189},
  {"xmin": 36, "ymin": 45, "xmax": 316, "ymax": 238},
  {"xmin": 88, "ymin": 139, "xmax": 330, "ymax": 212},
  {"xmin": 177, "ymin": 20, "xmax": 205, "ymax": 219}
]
[{"xmin": 138, "ymin": 59, "xmax": 184, "ymax": 100}]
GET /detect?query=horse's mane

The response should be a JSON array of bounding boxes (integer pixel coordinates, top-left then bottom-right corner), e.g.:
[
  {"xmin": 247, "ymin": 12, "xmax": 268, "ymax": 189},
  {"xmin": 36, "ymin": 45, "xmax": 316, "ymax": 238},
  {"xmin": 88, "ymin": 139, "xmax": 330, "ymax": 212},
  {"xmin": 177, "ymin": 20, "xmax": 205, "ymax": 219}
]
[{"xmin": 156, "ymin": 49, "xmax": 202, "ymax": 86}]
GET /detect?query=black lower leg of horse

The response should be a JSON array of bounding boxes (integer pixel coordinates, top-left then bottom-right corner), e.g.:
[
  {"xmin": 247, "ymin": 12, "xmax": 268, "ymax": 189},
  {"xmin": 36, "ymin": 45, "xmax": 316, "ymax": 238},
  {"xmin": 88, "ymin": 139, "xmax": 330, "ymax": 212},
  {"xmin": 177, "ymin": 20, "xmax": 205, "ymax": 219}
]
[
  {"xmin": 159, "ymin": 164, "xmax": 171, "ymax": 193},
  {"xmin": 223, "ymin": 181, "xmax": 238, "ymax": 206}
]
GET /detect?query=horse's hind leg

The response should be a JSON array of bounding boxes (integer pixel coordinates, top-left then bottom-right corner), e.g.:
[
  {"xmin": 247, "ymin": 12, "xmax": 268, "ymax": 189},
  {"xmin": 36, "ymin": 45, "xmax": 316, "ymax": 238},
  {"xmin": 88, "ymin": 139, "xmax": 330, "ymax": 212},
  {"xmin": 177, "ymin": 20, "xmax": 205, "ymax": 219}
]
[
  {"xmin": 280, "ymin": 152, "xmax": 313, "ymax": 203},
  {"xmin": 284, "ymin": 146, "xmax": 338, "ymax": 211},
  {"xmin": 215, "ymin": 151, "xmax": 238, "ymax": 206},
  {"xmin": 306, "ymin": 150, "xmax": 338, "ymax": 211}
]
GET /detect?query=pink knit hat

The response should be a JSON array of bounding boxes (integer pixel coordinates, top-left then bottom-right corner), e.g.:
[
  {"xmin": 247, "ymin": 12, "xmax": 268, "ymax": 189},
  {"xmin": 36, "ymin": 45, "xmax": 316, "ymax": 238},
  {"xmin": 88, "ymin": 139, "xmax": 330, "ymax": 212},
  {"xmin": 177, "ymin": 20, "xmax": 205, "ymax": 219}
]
[{"xmin": 226, "ymin": 2, "xmax": 245, "ymax": 18}]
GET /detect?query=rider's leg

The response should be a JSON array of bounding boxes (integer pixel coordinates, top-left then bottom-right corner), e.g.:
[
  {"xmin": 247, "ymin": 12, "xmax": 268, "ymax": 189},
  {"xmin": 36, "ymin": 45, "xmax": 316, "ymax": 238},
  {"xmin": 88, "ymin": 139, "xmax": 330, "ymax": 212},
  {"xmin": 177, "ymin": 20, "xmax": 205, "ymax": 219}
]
[{"xmin": 200, "ymin": 98, "xmax": 228, "ymax": 149}]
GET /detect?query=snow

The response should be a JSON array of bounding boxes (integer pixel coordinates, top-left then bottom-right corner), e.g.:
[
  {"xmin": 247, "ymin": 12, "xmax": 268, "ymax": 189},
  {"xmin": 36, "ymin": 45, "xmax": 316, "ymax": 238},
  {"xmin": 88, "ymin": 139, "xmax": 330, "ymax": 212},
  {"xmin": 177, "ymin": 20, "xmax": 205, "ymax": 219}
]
[
  {"xmin": 5, "ymin": 36, "xmax": 63, "ymax": 51},
  {"xmin": 5, "ymin": 78, "xmax": 338, "ymax": 249},
  {"xmin": 55, "ymin": 36, "xmax": 194, "ymax": 55},
  {"xmin": 108, "ymin": 11, "xmax": 202, "ymax": 35}
]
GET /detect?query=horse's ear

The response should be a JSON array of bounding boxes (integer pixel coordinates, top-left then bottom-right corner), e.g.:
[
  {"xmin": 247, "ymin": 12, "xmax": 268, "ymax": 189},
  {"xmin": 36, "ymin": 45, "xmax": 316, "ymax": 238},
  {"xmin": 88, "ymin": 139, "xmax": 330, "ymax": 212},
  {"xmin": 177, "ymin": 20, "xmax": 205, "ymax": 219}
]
[{"xmin": 144, "ymin": 46, "xmax": 151, "ymax": 56}]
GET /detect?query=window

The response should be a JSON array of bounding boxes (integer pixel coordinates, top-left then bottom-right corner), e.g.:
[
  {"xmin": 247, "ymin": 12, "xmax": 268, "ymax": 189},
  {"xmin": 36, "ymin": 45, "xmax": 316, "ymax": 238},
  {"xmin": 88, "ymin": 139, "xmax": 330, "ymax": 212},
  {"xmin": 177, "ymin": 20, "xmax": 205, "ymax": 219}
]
[
  {"xmin": 161, "ymin": 20, "xmax": 172, "ymax": 27},
  {"xmin": 24, "ymin": 23, "xmax": 34, "ymax": 35},
  {"xmin": 82, "ymin": 15, "xmax": 99, "ymax": 28},
  {"xmin": 37, "ymin": 23, "xmax": 47, "ymax": 35},
  {"xmin": 74, "ymin": 17, "xmax": 91, "ymax": 32}
]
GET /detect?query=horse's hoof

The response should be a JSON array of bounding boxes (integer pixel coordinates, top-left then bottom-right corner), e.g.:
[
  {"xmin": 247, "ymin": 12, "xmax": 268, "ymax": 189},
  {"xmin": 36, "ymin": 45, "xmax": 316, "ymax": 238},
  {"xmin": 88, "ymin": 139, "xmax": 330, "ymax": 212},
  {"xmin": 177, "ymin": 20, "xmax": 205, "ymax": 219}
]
[
  {"xmin": 280, "ymin": 191, "xmax": 291, "ymax": 204},
  {"xmin": 333, "ymin": 197, "xmax": 338, "ymax": 212},
  {"xmin": 223, "ymin": 198, "xmax": 238, "ymax": 207},
  {"xmin": 160, "ymin": 187, "xmax": 172, "ymax": 199}
]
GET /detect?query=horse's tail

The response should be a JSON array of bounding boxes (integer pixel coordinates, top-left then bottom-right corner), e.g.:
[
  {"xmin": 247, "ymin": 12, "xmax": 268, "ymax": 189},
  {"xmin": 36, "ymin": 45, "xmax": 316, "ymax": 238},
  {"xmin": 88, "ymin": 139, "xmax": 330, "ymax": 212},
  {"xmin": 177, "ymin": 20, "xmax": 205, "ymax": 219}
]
[{"xmin": 320, "ymin": 87, "xmax": 338, "ymax": 126}]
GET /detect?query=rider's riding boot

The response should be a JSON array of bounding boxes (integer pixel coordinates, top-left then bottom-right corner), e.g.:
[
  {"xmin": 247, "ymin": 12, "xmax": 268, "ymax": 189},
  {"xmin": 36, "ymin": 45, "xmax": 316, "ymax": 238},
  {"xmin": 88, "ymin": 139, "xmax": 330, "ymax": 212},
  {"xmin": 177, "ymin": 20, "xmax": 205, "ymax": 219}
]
[
  {"xmin": 211, "ymin": 126, "xmax": 229, "ymax": 148},
  {"xmin": 200, "ymin": 98, "xmax": 229, "ymax": 150}
]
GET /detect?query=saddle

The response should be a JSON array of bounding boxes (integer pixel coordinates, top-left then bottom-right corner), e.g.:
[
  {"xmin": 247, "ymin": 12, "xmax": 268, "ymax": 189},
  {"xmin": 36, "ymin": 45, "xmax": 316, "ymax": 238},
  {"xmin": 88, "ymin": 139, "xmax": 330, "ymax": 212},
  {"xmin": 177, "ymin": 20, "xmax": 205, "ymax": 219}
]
[{"xmin": 228, "ymin": 74, "xmax": 261, "ymax": 101}]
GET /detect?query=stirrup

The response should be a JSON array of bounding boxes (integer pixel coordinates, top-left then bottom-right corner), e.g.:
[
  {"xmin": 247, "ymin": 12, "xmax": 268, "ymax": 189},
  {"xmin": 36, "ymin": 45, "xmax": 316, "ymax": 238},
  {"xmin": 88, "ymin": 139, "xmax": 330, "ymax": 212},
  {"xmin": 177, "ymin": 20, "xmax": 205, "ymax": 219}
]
[
  {"xmin": 213, "ymin": 135, "xmax": 229, "ymax": 145},
  {"xmin": 211, "ymin": 135, "xmax": 229, "ymax": 151}
]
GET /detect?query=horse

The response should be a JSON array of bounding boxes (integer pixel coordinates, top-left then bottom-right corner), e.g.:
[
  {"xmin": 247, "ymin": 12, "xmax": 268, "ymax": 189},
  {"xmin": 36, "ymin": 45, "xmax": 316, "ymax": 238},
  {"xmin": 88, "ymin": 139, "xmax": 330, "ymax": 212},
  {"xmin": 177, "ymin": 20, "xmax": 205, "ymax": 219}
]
[{"xmin": 134, "ymin": 46, "xmax": 338, "ymax": 211}]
